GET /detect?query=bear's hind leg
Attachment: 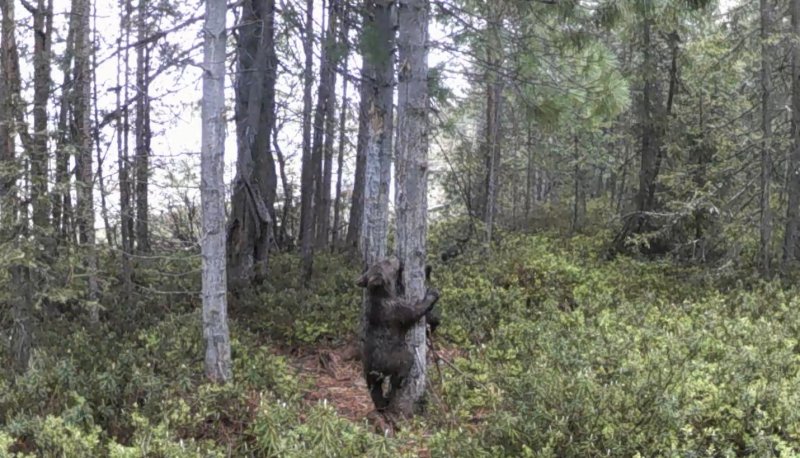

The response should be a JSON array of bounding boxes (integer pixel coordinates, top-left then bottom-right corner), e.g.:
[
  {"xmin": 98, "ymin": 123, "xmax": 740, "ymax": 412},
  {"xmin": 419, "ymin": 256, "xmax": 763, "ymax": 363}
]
[{"xmin": 367, "ymin": 372, "xmax": 390, "ymax": 410}]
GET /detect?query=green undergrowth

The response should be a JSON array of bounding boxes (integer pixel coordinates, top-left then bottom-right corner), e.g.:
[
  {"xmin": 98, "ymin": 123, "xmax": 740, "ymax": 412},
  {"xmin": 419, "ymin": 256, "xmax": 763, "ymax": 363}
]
[{"xmin": 1, "ymin": 233, "xmax": 800, "ymax": 456}]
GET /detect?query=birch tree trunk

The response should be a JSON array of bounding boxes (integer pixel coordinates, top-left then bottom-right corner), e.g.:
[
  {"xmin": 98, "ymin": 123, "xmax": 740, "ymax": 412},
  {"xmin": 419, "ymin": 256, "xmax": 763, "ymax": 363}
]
[
  {"xmin": 202, "ymin": 0, "xmax": 232, "ymax": 383},
  {"xmin": 393, "ymin": 0, "xmax": 429, "ymax": 418}
]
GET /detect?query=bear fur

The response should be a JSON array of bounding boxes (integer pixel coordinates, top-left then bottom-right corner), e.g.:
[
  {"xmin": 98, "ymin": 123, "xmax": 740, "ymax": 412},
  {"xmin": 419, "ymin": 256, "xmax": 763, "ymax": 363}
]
[{"xmin": 357, "ymin": 258, "xmax": 439, "ymax": 412}]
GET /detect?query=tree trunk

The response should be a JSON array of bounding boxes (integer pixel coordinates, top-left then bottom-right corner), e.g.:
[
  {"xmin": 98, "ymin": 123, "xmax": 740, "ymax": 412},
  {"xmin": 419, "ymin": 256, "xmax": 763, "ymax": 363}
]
[
  {"xmin": 760, "ymin": 0, "xmax": 773, "ymax": 274},
  {"xmin": 345, "ymin": 73, "xmax": 369, "ymax": 253},
  {"xmin": 273, "ymin": 122, "xmax": 292, "ymax": 248},
  {"xmin": 1, "ymin": 0, "xmax": 32, "ymax": 373},
  {"xmin": 332, "ymin": 9, "xmax": 350, "ymax": 249},
  {"xmin": 72, "ymin": 0, "xmax": 100, "ymax": 320},
  {"xmin": 0, "ymin": 0, "xmax": 19, "ymax": 228},
  {"xmin": 393, "ymin": 0, "xmax": 429, "ymax": 419},
  {"xmin": 571, "ymin": 134, "xmax": 585, "ymax": 233},
  {"xmin": 92, "ymin": 1, "xmax": 113, "ymax": 246},
  {"xmin": 310, "ymin": 0, "xmax": 339, "ymax": 252},
  {"xmin": 357, "ymin": 0, "xmax": 395, "ymax": 369},
  {"xmin": 637, "ymin": 16, "xmax": 659, "ymax": 223},
  {"xmin": 116, "ymin": 2, "xmax": 134, "ymax": 298},
  {"xmin": 360, "ymin": 0, "xmax": 394, "ymax": 268},
  {"xmin": 316, "ymin": 0, "xmax": 341, "ymax": 249},
  {"xmin": 619, "ymin": 146, "xmax": 629, "ymax": 212},
  {"xmin": 299, "ymin": 0, "xmax": 315, "ymax": 278},
  {"xmin": 691, "ymin": 95, "xmax": 712, "ymax": 261},
  {"xmin": 29, "ymin": 0, "xmax": 53, "ymax": 234},
  {"xmin": 610, "ymin": 13, "xmax": 664, "ymax": 256},
  {"xmin": 135, "ymin": 0, "xmax": 151, "ymax": 254},
  {"xmin": 524, "ymin": 121, "xmax": 533, "ymax": 223},
  {"xmin": 783, "ymin": 0, "xmax": 800, "ymax": 271},
  {"xmin": 227, "ymin": 0, "xmax": 278, "ymax": 292},
  {"xmin": 482, "ymin": 8, "xmax": 502, "ymax": 245},
  {"xmin": 53, "ymin": 6, "xmax": 76, "ymax": 241},
  {"xmin": 483, "ymin": 81, "xmax": 502, "ymax": 244},
  {"xmin": 202, "ymin": 0, "xmax": 232, "ymax": 383}
]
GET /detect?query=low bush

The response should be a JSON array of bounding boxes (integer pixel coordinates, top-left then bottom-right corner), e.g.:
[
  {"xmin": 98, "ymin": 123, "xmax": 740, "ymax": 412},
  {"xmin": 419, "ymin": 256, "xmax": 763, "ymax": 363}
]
[{"xmin": 1, "ymin": 233, "xmax": 799, "ymax": 456}]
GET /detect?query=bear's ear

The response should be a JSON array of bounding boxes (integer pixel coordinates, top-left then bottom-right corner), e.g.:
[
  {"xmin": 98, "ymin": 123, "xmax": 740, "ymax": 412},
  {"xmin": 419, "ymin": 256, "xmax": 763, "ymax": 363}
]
[
  {"xmin": 355, "ymin": 274, "xmax": 368, "ymax": 287},
  {"xmin": 425, "ymin": 265, "xmax": 432, "ymax": 281}
]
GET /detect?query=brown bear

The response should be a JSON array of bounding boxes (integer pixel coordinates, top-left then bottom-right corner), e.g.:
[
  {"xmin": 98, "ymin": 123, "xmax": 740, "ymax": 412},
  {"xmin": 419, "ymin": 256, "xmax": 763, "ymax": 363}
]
[{"xmin": 356, "ymin": 257, "xmax": 439, "ymax": 413}]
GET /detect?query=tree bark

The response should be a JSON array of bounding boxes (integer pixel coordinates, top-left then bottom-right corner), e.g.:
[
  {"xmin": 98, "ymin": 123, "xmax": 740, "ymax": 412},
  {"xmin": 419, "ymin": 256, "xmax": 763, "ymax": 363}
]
[
  {"xmin": 273, "ymin": 121, "xmax": 292, "ymax": 248},
  {"xmin": 72, "ymin": 0, "xmax": 100, "ymax": 320},
  {"xmin": 783, "ymin": 0, "xmax": 800, "ymax": 271},
  {"xmin": 316, "ymin": 0, "xmax": 341, "ymax": 249},
  {"xmin": 691, "ymin": 95, "xmax": 712, "ymax": 261},
  {"xmin": 610, "ymin": 12, "xmax": 665, "ymax": 256},
  {"xmin": 571, "ymin": 134, "xmax": 585, "ymax": 233},
  {"xmin": 332, "ymin": 8, "xmax": 350, "ymax": 249},
  {"xmin": 393, "ymin": 0, "xmax": 429, "ymax": 419},
  {"xmin": 299, "ymin": 0, "xmax": 315, "ymax": 278},
  {"xmin": 637, "ymin": 16, "xmax": 659, "ymax": 223},
  {"xmin": 92, "ymin": 1, "xmax": 113, "ymax": 246},
  {"xmin": 524, "ymin": 121, "xmax": 533, "ymax": 223},
  {"xmin": 53, "ymin": 6, "xmax": 76, "ymax": 241},
  {"xmin": 760, "ymin": 0, "xmax": 773, "ymax": 274},
  {"xmin": 202, "ymin": 0, "xmax": 232, "ymax": 383},
  {"xmin": 360, "ymin": 0, "xmax": 394, "ymax": 268},
  {"xmin": 0, "ymin": 0, "xmax": 19, "ymax": 227},
  {"xmin": 483, "ymin": 81, "xmax": 502, "ymax": 244},
  {"xmin": 310, "ymin": 0, "xmax": 339, "ymax": 252},
  {"xmin": 30, "ymin": 0, "xmax": 53, "ymax": 234},
  {"xmin": 135, "ymin": 0, "xmax": 152, "ymax": 253},
  {"xmin": 482, "ymin": 6, "xmax": 502, "ymax": 244},
  {"xmin": 227, "ymin": 0, "xmax": 278, "ymax": 292},
  {"xmin": 1, "ymin": 0, "xmax": 32, "ymax": 373},
  {"xmin": 116, "ymin": 2, "xmax": 134, "ymax": 298},
  {"xmin": 345, "ymin": 73, "xmax": 369, "ymax": 253}
]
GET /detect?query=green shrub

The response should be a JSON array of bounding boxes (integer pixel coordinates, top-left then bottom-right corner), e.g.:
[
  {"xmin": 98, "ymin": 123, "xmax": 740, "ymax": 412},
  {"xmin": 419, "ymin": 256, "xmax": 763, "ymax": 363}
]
[{"xmin": 2, "ymin": 232, "xmax": 800, "ymax": 456}]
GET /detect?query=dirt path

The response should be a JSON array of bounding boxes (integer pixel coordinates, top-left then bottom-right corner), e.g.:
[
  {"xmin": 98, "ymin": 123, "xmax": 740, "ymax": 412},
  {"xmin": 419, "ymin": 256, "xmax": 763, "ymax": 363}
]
[
  {"xmin": 286, "ymin": 341, "xmax": 465, "ymax": 424},
  {"xmin": 287, "ymin": 343, "xmax": 374, "ymax": 422}
]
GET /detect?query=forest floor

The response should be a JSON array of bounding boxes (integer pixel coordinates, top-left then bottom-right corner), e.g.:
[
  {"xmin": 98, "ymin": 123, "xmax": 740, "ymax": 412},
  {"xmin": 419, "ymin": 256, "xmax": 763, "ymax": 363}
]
[
  {"xmin": 286, "ymin": 341, "xmax": 372, "ymax": 422},
  {"xmin": 284, "ymin": 339, "xmax": 468, "ymax": 430},
  {"xmin": 5, "ymin": 234, "xmax": 800, "ymax": 456}
]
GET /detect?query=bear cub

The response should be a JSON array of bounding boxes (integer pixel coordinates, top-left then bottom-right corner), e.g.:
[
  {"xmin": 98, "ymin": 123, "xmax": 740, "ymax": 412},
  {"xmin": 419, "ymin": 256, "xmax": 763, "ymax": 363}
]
[{"xmin": 357, "ymin": 258, "xmax": 439, "ymax": 412}]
